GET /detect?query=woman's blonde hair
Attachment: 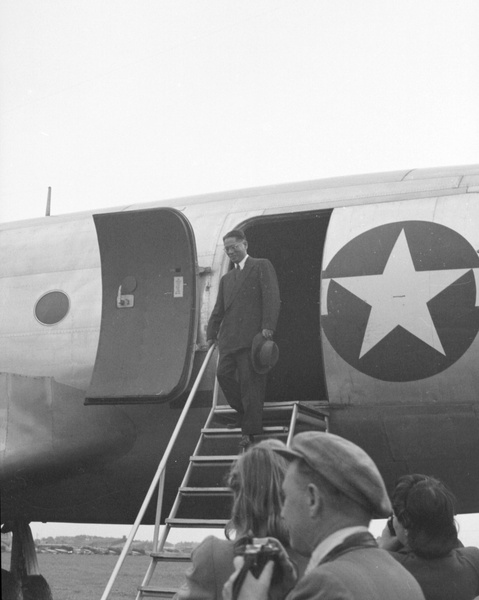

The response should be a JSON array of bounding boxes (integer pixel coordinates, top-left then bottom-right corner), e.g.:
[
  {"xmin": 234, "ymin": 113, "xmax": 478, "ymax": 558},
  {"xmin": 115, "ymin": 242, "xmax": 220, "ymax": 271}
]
[{"xmin": 225, "ymin": 439, "xmax": 290, "ymax": 546}]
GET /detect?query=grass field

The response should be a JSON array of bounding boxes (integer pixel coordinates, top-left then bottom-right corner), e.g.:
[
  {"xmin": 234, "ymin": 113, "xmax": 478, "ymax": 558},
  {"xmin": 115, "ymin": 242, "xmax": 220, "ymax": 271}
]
[{"xmin": 1, "ymin": 553, "xmax": 188, "ymax": 600}]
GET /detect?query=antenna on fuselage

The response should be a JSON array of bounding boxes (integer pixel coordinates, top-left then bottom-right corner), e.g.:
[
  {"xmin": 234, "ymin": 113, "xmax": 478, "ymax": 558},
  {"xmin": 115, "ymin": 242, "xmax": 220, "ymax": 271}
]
[{"xmin": 45, "ymin": 186, "xmax": 51, "ymax": 216}]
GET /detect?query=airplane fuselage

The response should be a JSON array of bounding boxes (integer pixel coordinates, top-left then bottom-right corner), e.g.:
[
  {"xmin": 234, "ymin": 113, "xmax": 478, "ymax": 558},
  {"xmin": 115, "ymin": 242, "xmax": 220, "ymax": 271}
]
[{"xmin": 1, "ymin": 164, "xmax": 479, "ymax": 525}]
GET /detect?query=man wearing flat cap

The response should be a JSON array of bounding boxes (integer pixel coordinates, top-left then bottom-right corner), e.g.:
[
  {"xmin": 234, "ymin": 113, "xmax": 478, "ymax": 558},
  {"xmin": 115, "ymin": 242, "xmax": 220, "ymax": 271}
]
[
  {"xmin": 207, "ymin": 229, "xmax": 280, "ymax": 451},
  {"xmin": 224, "ymin": 432, "xmax": 425, "ymax": 600}
]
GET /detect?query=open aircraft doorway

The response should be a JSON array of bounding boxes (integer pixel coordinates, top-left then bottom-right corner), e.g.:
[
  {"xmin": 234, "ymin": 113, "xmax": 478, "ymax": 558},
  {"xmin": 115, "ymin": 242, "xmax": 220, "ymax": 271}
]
[{"xmin": 244, "ymin": 212, "xmax": 331, "ymax": 404}]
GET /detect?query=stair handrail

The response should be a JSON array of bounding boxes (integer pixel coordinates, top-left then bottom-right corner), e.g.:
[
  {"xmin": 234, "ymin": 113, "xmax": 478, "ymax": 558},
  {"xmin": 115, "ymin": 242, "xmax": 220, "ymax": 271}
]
[
  {"xmin": 151, "ymin": 354, "xmax": 220, "ymax": 556},
  {"xmin": 100, "ymin": 343, "xmax": 217, "ymax": 600}
]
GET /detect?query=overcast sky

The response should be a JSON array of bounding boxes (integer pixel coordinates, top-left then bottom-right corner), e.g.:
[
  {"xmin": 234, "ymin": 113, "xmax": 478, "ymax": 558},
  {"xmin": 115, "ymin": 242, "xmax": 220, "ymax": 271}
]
[
  {"xmin": 1, "ymin": 0, "xmax": 479, "ymax": 224},
  {"xmin": 1, "ymin": 0, "xmax": 478, "ymax": 544}
]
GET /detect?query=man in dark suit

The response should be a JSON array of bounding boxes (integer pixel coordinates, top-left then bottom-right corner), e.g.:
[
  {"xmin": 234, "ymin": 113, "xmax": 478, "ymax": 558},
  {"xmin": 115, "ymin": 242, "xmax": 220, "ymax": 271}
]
[{"xmin": 206, "ymin": 229, "xmax": 280, "ymax": 450}]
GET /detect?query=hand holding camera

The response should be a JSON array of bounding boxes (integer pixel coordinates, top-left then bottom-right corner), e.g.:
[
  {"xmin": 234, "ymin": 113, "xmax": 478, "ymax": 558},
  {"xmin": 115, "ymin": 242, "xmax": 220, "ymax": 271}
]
[
  {"xmin": 377, "ymin": 516, "xmax": 404, "ymax": 552},
  {"xmin": 228, "ymin": 536, "xmax": 297, "ymax": 600},
  {"xmin": 232, "ymin": 538, "xmax": 280, "ymax": 596}
]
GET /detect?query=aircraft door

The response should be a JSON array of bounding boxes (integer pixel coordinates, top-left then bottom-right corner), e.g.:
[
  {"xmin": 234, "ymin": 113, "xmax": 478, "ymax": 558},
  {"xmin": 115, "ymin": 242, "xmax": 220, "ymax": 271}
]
[{"xmin": 86, "ymin": 208, "xmax": 197, "ymax": 404}]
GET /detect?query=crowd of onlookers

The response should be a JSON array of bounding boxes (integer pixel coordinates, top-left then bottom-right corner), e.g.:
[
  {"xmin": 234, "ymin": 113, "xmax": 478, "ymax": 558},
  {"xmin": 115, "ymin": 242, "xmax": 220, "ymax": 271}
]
[
  {"xmin": 173, "ymin": 434, "xmax": 479, "ymax": 600},
  {"xmin": 2, "ymin": 432, "xmax": 479, "ymax": 600}
]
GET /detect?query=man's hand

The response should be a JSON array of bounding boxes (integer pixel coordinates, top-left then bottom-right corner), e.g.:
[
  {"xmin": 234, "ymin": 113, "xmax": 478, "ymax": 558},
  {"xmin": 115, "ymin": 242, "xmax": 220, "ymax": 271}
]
[
  {"xmin": 262, "ymin": 329, "xmax": 274, "ymax": 340},
  {"xmin": 377, "ymin": 522, "xmax": 403, "ymax": 552},
  {"xmin": 207, "ymin": 339, "xmax": 216, "ymax": 349},
  {"xmin": 223, "ymin": 556, "xmax": 273, "ymax": 600}
]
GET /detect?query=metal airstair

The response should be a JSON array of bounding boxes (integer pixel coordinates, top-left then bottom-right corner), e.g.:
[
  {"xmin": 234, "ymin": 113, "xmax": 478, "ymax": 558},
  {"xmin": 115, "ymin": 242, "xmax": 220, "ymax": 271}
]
[
  {"xmin": 100, "ymin": 347, "xmax": 329, "ymax": 600},
  {"xmin": 136, "ymin": 400, "xmax": 328, "ymax": 598}
]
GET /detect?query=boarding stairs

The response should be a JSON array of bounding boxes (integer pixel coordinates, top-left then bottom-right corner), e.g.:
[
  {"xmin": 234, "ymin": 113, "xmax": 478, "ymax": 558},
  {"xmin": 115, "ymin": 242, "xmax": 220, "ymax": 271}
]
[
  {"xmin": 136, "ymin": 401, "xmax": 328, "ymax": 598},
  {"xmin": 99, "ymin": 346, "xmax": 328, "ymax": 600}
]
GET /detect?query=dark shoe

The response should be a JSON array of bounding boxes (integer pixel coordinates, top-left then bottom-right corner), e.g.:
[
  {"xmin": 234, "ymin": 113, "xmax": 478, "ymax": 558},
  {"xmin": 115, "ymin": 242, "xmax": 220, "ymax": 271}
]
[{"xmin": 239, "ymin": 435, "xmax": 254, "ymax": 452}]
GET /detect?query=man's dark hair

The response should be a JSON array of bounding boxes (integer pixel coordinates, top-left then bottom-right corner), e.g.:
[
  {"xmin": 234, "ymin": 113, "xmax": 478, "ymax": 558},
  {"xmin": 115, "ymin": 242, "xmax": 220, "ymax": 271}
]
[
  {"xmin": 392, "ymin": 474, "xmax": 459, "ymax": 558},
  {"xmin": 223, "ymin": 229, "xmax": 246, "ymax": 242}
]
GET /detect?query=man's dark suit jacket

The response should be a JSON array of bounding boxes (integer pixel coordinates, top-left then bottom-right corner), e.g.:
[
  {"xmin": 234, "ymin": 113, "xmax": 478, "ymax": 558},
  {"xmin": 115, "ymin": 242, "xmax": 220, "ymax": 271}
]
[{"xmin": 206, "ymin": 256, "xmax": 280, "ymax": 354}]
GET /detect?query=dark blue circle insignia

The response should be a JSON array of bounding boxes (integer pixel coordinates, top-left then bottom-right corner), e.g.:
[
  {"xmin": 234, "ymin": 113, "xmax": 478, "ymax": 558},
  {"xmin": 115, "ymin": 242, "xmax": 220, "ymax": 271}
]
[{"xmin": 321, "ymin": 221, "xmax": 479, "ymax": 382}]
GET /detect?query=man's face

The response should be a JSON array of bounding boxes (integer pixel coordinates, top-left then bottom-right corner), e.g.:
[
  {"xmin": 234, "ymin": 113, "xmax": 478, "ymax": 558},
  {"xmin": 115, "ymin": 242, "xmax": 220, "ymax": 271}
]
[
  {"xmin": 281, "ymin": 461, "xmax": 314, "ymax": 557},
  {"xmin": 223, "ymin": 236, "xmax": 248, "ymax": 264}
]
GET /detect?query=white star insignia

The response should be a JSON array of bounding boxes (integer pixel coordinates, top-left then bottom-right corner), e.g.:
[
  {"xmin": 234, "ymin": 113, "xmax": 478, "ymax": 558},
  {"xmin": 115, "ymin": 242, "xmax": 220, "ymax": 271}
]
[{"xmin": 327, "ymin": 229, "xmax": 471, "ymax": 358}]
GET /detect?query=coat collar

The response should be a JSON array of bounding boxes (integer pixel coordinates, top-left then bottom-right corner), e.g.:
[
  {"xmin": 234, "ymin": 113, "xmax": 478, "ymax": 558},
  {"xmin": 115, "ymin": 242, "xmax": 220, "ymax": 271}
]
[
  {"xmin": 321, "ymin": 530, "xmax": 378, "ymax": 564},
  {"xmin": 305, "ymin": 527, "xmax": 374, "ymax": 574}
]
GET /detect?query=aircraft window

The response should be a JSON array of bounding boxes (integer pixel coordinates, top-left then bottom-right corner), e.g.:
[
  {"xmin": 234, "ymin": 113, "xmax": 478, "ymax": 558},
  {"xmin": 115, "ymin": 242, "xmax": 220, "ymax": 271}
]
[{"xmin": 35, "ymin": 291, "xmax": 70, "ymax": 325}]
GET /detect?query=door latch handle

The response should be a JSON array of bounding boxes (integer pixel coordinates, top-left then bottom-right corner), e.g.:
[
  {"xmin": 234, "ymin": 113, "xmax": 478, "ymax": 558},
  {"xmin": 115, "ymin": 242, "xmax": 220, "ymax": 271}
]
[{"xmin": 117, "ymin": 285, "xmax": 134, "ymax": 308}]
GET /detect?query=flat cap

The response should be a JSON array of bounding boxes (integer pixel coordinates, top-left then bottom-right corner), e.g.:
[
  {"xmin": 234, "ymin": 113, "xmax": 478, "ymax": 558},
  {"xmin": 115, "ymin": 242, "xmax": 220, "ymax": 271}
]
[{"xmin": 276, "ymin": 431, "xmax": 391, "ymax": 518}]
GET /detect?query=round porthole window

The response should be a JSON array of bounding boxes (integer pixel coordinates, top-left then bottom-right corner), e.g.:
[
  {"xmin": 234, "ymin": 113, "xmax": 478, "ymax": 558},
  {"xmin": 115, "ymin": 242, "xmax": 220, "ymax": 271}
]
[{"xmin": 35, "ymin": 291, "xmax": 70, "ymax": 325}]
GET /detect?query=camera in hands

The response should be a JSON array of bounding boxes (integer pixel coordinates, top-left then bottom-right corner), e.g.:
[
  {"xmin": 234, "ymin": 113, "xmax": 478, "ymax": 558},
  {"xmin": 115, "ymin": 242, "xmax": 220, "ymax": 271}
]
[
  {"xmin": 241, "ymin": 539, "xmax": 280, "ymax": 579},
  {"xmin": 232, "ymin": 537, "xmax": 281, "ymax": 599}
]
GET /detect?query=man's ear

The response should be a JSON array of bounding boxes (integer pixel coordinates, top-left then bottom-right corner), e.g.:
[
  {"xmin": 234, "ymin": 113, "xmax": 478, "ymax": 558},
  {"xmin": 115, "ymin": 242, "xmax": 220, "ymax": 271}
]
[{"xmin": 306, "ymin": 483, "xmax": 323, "ymax": 517}]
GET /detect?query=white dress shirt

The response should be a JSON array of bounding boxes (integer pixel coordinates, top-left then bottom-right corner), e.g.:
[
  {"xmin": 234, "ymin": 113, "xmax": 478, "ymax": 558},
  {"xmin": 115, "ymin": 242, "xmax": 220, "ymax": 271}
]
[{"xmin": 236, "ymin": 255, "xmax": 249, "ymax": 270}]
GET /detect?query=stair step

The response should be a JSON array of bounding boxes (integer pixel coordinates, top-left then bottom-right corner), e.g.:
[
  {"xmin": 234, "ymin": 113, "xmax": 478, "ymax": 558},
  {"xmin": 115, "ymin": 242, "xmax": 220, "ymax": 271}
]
[
  {"xmin": 179, "ymin": 486, "xmax": 232, "ymax": 494},
  {"xmin": 213, "ymin": 406, "xmax": 242, "ymax": 414},
  {"xmin": 197, "ymin": 427, "xmax": 289, "ymax": 456},
  {"xmin": 212, "ymin": 402, "xmax": 328, "ymax": 429},
  {"xmin": 190, "ymin": 455, "xmax": 237, "ymax": 464},
  {"xmin": 165, "ymin": 518, "xmax": 228, "ymax": 528},
  {"xmin": 295, "ymin": 413, "xmax": 328, "ymax": 429},
  {"xmin": 138, "ymin": 585, "xmax": 177, "ymax": 597},
  {"xmin": 296, "ymin": 407, "xmax": 329, "ymax": 420},
  {"xmin": 201, "ymin": 426, "xmax": 288, "ymax": 435},
  {"xmin": 298, "ymin": 403, "xmax": 329, "ymax": 416},
  {"xmin": 213, "ymin": 400, "xmax": 328, "ymax": 415},
  {"xmin": 150, "ymin": 552, "xmax": 192, "ymax": 561}
]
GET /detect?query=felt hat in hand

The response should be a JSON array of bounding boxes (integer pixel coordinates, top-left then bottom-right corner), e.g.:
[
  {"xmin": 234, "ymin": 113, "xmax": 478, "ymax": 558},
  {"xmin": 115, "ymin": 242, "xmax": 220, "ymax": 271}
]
[{"xmin": 251, "ymin": 332, "xmax": 279, "ymax": 374}]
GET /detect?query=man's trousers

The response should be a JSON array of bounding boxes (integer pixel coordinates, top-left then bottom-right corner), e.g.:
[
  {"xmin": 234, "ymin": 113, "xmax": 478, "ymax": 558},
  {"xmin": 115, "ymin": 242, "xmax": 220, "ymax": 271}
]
[{"xmin": 216, "ymin": 347, "xmax": 266, "ymax": 436}]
